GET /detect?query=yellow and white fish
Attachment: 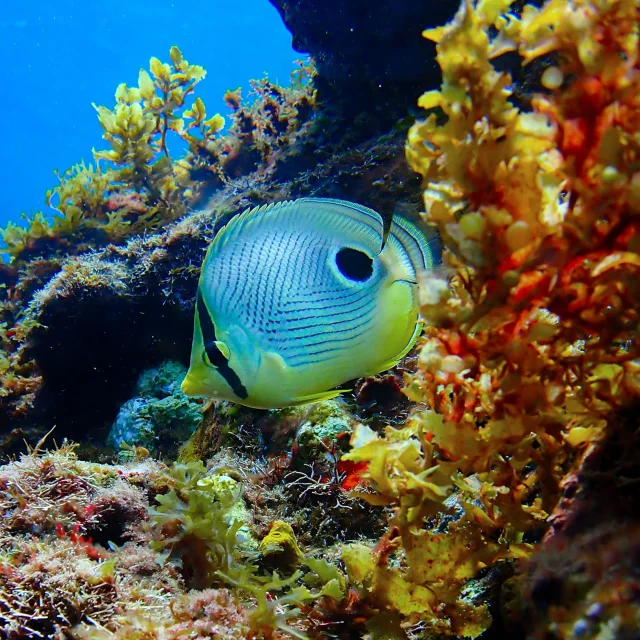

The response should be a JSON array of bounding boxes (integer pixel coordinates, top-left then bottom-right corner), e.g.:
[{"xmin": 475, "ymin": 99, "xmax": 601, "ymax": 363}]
[{"xmin": 181, "ymin": 198, "xmax": 438, "ymax": 409}]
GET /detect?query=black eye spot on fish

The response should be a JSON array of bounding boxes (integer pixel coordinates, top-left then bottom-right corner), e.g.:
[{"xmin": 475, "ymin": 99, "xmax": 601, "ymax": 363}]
[
  {"xmin": 196, "ymin": 291, "xmax": 248, "ymax": 399},
  {"xmin": 336, "ymin": 247, "xmax": 374, "ymax": 282}
]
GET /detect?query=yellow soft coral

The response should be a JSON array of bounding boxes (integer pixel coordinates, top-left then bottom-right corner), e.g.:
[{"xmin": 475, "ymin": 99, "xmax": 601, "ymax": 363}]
[{"xmin": 259, "ymin": 521, "xmax": 304, "ymax": 569}]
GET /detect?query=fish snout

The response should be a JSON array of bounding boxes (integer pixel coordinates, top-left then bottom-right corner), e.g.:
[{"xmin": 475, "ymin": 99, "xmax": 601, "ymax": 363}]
[{"xmin": 181, "ymin": 372, "xmax": 210, "ymax": 397}]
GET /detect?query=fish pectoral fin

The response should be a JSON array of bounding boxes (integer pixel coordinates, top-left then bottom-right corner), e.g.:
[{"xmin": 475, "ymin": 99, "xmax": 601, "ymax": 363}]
[
  {"xmin": 262, "ymin": 351, "xmax": 289, "ymax": 374},
  {"xmin": 289, "ymin": 389, "xmax": 346, "ymax": 406}
]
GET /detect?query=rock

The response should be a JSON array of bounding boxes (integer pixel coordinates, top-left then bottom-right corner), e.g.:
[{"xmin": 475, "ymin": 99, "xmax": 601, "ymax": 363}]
[
  {"xmin": 108, "ymin": 397, "xmax": 156, "ymax": 451},
  {"xmin": 107, "ymin": 360, "xmax": 203, "ymax": 457},
  {"xmin": 269, "ymin": 0, "xmax": 459, "ymax": 121},
  {"xmin": 294, "ymin": 400, "xmax": 355, "ymax": 464}
]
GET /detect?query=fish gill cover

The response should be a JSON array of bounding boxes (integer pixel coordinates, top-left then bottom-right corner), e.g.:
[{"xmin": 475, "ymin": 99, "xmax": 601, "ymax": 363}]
[{"xmin": 0, "ymin": 0, "xmax": 638, "ymax": 639}]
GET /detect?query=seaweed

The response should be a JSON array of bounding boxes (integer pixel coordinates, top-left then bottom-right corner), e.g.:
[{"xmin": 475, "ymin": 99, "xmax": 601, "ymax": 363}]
[
  {"xmin": 0, "ymin": 47, "xmax": 225, "ymax": 264},
  {"xmin": 341, "ymin": 0, "xmax": 640, "ymax": 636}
]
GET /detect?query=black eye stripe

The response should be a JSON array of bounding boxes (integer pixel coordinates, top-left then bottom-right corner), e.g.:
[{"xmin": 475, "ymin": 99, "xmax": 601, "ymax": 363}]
[
  {"xmin": 196, "ymin": 291, "xmax": 248, "ymax": 400},
  {"xmin": 197, "ymin": 291, "xmax": 228, "ymax": 368}
]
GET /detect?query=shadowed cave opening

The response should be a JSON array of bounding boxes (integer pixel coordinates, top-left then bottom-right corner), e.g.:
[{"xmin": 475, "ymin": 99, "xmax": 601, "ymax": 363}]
[{"xmin": 27, "ymin": 291, "xmax": 195, "ymax": 442}]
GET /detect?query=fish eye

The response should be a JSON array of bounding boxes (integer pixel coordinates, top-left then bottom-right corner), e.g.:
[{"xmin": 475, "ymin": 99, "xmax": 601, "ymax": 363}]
[{"xmin": 335, "ymin": 247, "xmax": 374, "ymax": 282}]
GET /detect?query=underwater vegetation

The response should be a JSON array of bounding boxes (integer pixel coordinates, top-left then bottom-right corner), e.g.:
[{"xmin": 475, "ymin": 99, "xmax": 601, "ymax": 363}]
[
  {"xmin": 0, "ymin": 50, "xmax": 315, "ymax": 265},
  {"xmin": 0, "ymin": 47, "xmax": 222, "ymax": 261},
  {"xmin": 0, "ymin": 0, "xmax": 639, "ymax": 638},
  {"xmin": 341, "ymin": 0, "xmax": 640, "ymax": 636}
]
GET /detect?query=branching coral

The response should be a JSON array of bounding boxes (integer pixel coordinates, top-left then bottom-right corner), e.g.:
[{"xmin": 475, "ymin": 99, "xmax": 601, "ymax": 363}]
[{"xmin": 344, "ymin": 0, "xmax": 640, "ymax": 636}]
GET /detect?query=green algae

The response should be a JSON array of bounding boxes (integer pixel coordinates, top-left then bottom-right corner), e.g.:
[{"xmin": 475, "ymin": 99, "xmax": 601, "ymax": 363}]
[{"xmin": 108, "ymin": 360, "xmax": 203, "ymax": 455}]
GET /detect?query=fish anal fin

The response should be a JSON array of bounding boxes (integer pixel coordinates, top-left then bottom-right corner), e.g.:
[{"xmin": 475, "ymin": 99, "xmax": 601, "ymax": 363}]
[{"xmin": 289, "ymin": 389, "xmax": 346, "ymax": 406}]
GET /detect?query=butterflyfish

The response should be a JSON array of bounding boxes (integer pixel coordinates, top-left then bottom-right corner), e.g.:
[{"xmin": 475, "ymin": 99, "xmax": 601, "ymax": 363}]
[{"xmin": 181, "ymin": 198, "xmax": 439, "ymax": 409}]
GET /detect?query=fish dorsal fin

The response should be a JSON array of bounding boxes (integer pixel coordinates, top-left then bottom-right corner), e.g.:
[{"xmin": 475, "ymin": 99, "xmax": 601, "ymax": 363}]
[
  {"xmin": 387, "ymin": 215, "xmax": 442, "ymax": 280},
  {"xmin": 210, "ymin": 198, "xmax": 385, "ymax": 255},
  {"xmin": 210, "ymin": 200, "xmax": 287, "ymax": 254},
  {"xmin": 301, "ymin": 198, "xmax": 384, "ymax": 247}
]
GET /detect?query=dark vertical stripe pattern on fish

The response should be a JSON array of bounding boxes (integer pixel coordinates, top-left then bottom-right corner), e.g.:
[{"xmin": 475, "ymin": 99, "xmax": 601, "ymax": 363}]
[{"xmin": 196, "ymin": 290, "xmax": 249, "ymax": 399}]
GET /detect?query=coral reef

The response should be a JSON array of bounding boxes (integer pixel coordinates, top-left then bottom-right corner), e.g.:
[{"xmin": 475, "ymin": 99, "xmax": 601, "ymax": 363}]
[
  {"xmin": 107, "ymin": 360, "xmax": 203, "ymax": 457},
  {"xmin": 0, "ymin": 444, "xmax": 185, "ymax": 638},
  {"xmin": 0, "ymin": 445, "xmax": 336, "ymax": 640},
  {"xmin": 0, "ymin": 51, "xmax": 321, "ymax": 438},
  {"xmin": 73, "ymin": 588, "xmax": 249, "ymax": 640},
  {"xmin": 0, "ymin": 0, "xmax": 638, "ymax": 638}
]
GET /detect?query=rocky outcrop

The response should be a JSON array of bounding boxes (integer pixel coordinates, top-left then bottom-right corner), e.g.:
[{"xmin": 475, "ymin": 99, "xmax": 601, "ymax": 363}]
[{"xmin": 269, "ymin": 0, "xmax": 459, "ymax": 120}]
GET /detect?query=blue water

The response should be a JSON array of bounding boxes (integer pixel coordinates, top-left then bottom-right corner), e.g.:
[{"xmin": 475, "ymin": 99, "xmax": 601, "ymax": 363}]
[{"xmin": 0, "ymin": 0, "xmax": 299, "ymax": 229}]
